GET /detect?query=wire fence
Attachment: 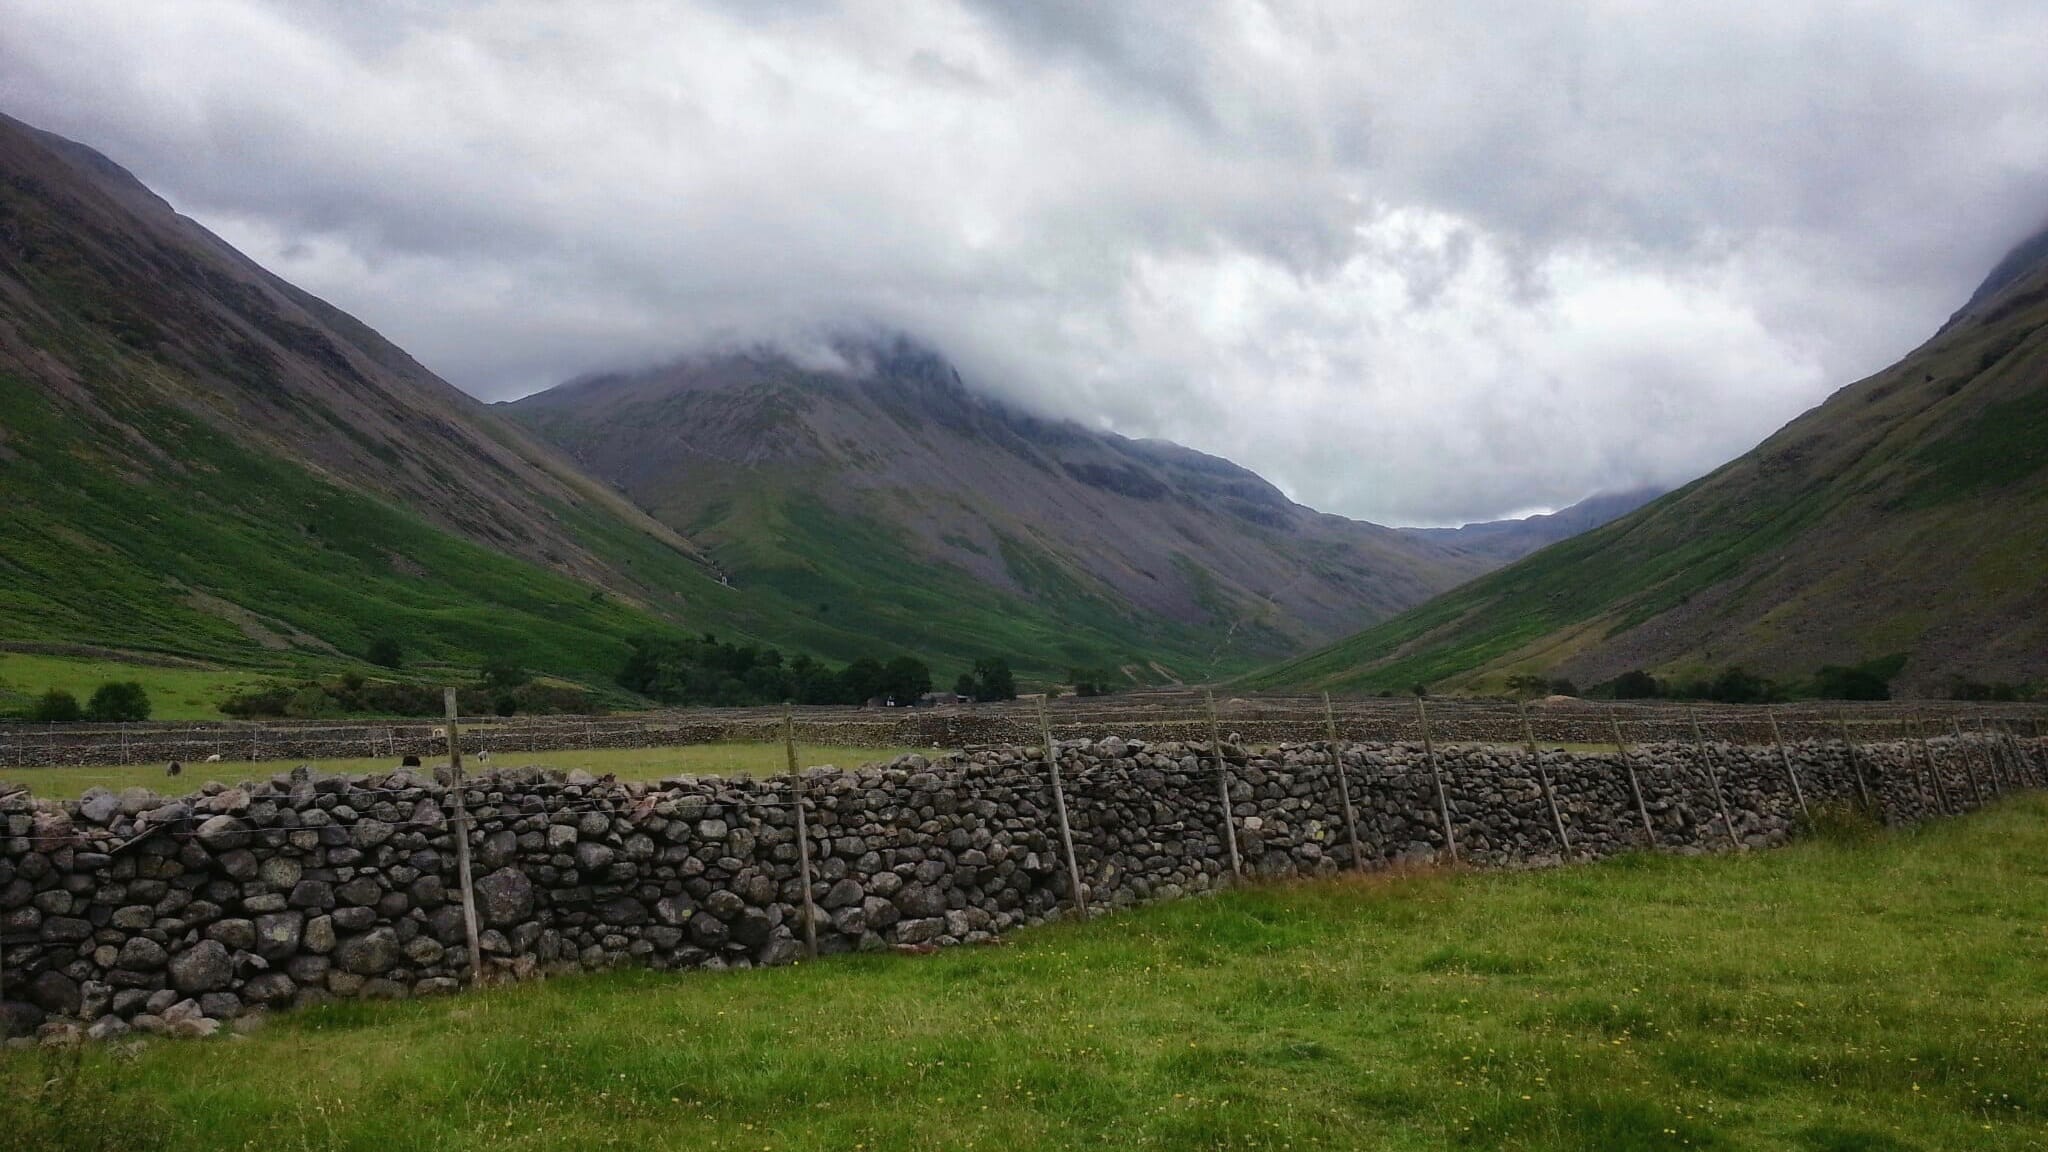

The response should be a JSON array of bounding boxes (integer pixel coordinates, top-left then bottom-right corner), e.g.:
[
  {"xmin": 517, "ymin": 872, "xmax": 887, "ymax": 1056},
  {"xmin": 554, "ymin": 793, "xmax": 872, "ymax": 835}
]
[{"xmin": 2, "ymin": 690, "xmax": 2045, "ymax": 771}]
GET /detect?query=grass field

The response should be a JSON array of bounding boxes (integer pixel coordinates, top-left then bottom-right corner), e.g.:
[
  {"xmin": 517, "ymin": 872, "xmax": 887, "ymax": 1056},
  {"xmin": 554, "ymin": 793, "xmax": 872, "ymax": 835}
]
[
  {"xmin": 0, "ymin": 652, "xmax": 286, "ymax": 722},
  {"xmin": 0, "ymin": 743, "xmax": 927, "ymax": 799},
  {"xmin": 5, "ymin": 796, "xmax": 2043, "ymax": 1151}
]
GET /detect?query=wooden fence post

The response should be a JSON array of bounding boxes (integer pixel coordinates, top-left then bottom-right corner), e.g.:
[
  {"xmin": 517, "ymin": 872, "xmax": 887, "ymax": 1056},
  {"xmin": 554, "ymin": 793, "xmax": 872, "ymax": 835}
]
[
  {"xmin": 1765, "ymin": 707, "xmax": 1811, "ymax": 821},
  {"xmin": 1206, "ymin": 689, "xmax": 1243, "ymax": 881},
  {"xmin": 1910, "ymin": 713, "xmax": 1954, "ymax": 815},
  {"xmin": 1610, "ymin": 709, "xmax": 1656, "ymax": 846},
  {"xmin": 1949, "ymin": 718, "xmax": 1988, "ymax": 804},
  {"xmin": 1836, "ymin": 710, "xmax": 1876, "ymax": 815},
  {"xmin": 1518, "ymin": 699, "xmax": 1572, "ymax": 856},
  {"xmin": 1977, "ymin": 719, "xmax": 2016, "ymax": 793},
  {"xmin": 1687, "ymin": 708, "xmax": 1743, "ymax": 852},
  {"xmin": 1415, "ymin": 696, "xmax": 1458, "ymax": 864},
  {"xmin": 1038, "ymin": 698, "xmax": 1089, "ymax": 919},
  {"xmin": 445, "ymin": 688, "xmax": 484, "ymax": 984},
  {"xmin": 1323, "ymin": 693, "xmax": 1366, "ymax": 873},
  {"xmin": 784, "ymin": 705, "xmax": 820, "ymax": 959},
  {"xmin": 2007, "ymin": 720, "xmax": 2046, "ymax": 788}
]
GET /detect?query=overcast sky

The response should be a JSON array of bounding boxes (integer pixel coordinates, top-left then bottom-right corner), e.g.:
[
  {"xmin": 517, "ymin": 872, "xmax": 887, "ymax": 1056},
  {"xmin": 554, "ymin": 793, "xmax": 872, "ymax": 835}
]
[{"xmin": 5, "ymin": 1, "xmax": 2048, "ymax": 525}]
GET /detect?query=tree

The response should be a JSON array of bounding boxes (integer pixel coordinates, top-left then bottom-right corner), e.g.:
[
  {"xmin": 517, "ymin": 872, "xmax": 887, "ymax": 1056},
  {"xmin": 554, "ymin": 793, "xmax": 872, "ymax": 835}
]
[
  {"xmin": 880, "ymin": 656, "xmax": 932, "ymax": 704},
  {"xmin": 85, "ymin": 681, "xmax": 151, "ymax": 722},
  {"xmin": 1707, "ymin": 667, "xmax": 1773, "ymax": 704},
  {"xmin": 1610, "ymin": 670, "xmax": 1662, "ymax": 699},
  {"xmin": 953, "ymin": 672, "xmax": 979, "ymax": 700},
  {"xmin": 970, "ymin": 657, "xmax": 1016, "ymax": 702},
  {"xmin": 1504, "ymin": 672, "xmax": 1552, "ymax": 699},
  {"xmin": 31, "ymin": 689, "xmax": 82, "ymax": 722},
  {"xmin": 367, "ymin": 636, "xmax": 404, "ymax": 669}
]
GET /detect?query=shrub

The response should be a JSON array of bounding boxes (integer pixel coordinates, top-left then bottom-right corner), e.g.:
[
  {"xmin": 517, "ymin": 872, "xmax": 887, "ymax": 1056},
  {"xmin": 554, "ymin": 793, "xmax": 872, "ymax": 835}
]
[
  {"xmin": 1814, "ymin": 664, "xmax": 1892, "ymax": 700},
  {"xmin": 84, "ymin": 681, "xmax": 151, "ymax": 722},
  {"xmin": 366, "ymin": 635, "xmax": 404, "ymax": 669},
  {"xmin": 30, "ymin": 688, "xmax": 83, "ymax": 722}
]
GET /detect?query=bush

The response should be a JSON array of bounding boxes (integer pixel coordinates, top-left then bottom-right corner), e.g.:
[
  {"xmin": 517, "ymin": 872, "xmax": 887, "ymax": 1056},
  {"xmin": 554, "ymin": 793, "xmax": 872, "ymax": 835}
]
[
  {"xmin": 85, "ymin": 681, "xmax": 151, "ymax": 722},
  {"xmin": 366, "ymin": 635, "xmax": 404, "ymax": 669},
  {"xmin": 30, "ymin": 688, "xmax": 82, "ymax": 722},
  {"xmin": 1070, "ymin": 667, "xmax": 1117, "ymax": 697},
  {"xmin": 1814, "ymin": 664, "xmax": 1892, "ymax": 700},
  {"xmin": 480, "ymin": 657, "xmax": 529, "ymax": 693}
]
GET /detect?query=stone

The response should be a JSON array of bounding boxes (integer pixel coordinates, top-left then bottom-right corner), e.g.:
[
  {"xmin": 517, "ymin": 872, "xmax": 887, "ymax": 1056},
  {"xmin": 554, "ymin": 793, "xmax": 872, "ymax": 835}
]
[
  {"xmin": 255, "ymin": 911, "xmax": 304, "ymax": 958},
  {"xmin": 821, "ymin": 878, "xmax": 865, "ymax": 909},
  {"xmin": 194, "ymin": 815, "xmax": 249, "ymax": 852},
  {"xmin": 206, "ymin": 918, "xmax": 258, "ymax": 951},
  {"xmin": 573, "ymin": 841, "xmax": 616, "ymax": 873},
  {"xmin": 78, "ymin": 788, "xmax": 121, "ymax": 825},
  {"xmin": 474, "ymin": 867, "xmax": 534, "ymax": 927},
  {"xmin": 28, "ymin": 970, "xmax": 80, "ymax": 1016},
  {"xmin": 288, "ymin": 879, "xmax": 335, "ymax": 910},
  {"xmin": 117, "ymin": 936, "xmax": 169, "ymax": 971},
  {"xmin": 303, "ymin": 915, "xmax": 337, "ymax": 953},
  {"xmin": 168, "ymin": 941, "xmax": 233, "ymax": 994},
  {"xmin": 335, "ymin": 928, "xmax": 402, "ymax": 976}
]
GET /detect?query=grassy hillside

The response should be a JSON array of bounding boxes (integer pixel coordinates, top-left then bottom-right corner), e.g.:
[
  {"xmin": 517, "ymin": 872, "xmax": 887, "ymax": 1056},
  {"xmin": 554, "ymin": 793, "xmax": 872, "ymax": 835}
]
[
  {"xmin": 0, "ymin": 373, "xmax": 716, "ymax": 688},
  {"xmin": 8, "ymin": 796, "xmax": 2045, "ymax": 1150},
  {"xmin": 1252, "ymin": 227, "xmax": 2048, "ymax": 697}
]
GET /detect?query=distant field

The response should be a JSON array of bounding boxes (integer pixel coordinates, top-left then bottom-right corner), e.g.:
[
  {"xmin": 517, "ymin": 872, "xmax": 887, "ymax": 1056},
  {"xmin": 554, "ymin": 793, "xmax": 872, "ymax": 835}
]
[
  {"xmin": 0, "ymin": 742, "xmax": 927, "ymax": 799},
  {"xmin": 5, "ymin": 796, "xmax": 2043, "ymax": 1151},
  {"xmin": 0, "ymin": 652, "xmax": 279, "ymax": 721}
]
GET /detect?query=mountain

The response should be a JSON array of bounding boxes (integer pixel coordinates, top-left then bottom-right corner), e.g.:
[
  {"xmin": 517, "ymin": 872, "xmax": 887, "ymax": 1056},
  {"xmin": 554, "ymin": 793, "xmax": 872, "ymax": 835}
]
[
  {"xmin": 1252, "ymin": 223, "xmax": 2048, "ymax": 697},
  {"xmin": 505, "ymin": 342, "xmax": 1490, "ymax": 681},
  {"xmin": 1397, "ymin": 487, "xmax": 1666, "ymax": 567},
  {"xmin": 0, "ymin": 111, "xmax": 758, "ymax": 685}
]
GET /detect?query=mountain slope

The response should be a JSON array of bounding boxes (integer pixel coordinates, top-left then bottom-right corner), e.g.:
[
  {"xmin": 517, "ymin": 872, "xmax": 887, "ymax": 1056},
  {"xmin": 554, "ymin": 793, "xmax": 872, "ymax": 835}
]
[
  {"xmin": 506, "ymin": 342, "xmax": 1490, "ymax": 681},
  {"xmin": 0, "ymin": 112, "xmax": 762, "ymax": 683},
  {"xmin": 1397, "ymin": 487, "xmax": 1666, "ymax": 567},
  {"xmin": 1252, "ymin": 224, "xmax": 2048, "ymax": 697}
]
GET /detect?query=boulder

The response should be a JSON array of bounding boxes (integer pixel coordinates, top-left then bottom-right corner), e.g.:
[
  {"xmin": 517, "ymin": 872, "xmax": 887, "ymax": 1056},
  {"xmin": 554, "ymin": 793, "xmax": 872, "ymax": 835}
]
[{"xmin": 168, "ymin": 941, "xmax": 233, "ymax": 994}]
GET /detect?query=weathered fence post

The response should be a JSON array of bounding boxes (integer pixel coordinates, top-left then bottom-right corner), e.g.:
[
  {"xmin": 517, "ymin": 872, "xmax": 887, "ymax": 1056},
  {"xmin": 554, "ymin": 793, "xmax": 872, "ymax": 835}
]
[
  {"xmin": 1609, "ymin": 709, "xmax": 1656, "ymax": 846},
  {"xmin": 1765, "ymin": 707, "xmax": 1812, "ymax": 821},
  {"xmin": 444, "ymin": 688, "xmax": 484, "ymax": 983},
  {"xmin": 1976, "ymin": 718, "xmax": 2016, "ymax": 793},
  {"xmin": 1518, "ymin": 699, "xmax": 1572, "ymax": 857},
  {"xmin": 1687, "ymin": 708, "xmax": 1743, "ymax": 851},
  {"xmin": 1910, "ymin": 712, "xmax": 1954, "ymax": 815},
  {"xmin": 1038, "ymin": 698, "xmax": 1089, "ymax": 919},
  {"xmin": 2005, "ymin": 720, "xmax": 2046, "ymax": 788},
  {"xmin": 1323, "ymin": 693, "xmax": 1367, "ymax": 873},
  {"xmin": 1414, "ymin": 696, "xmax": 1458, "ymax": 864},
  {"xmin": 1949, "ymin": 717, "xmax": 1988, "ymax": 804},
  {"xmin": 1206, "ymin": 689, "xmax": 1243, "ymax": 882},
  {"xmin": 784, "ymin": 705, "xmax": 820, "ymax": 959},
  {"xmin": 1836, "ymin": 710, "xmax": 1876, "ymax": 815}
]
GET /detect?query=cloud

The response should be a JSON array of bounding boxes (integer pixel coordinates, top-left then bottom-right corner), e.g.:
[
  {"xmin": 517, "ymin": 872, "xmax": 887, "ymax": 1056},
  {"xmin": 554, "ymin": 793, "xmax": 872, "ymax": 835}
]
[{"xmin": 3, "ymin": 0, "xmax": 2046, "ymax": 524}]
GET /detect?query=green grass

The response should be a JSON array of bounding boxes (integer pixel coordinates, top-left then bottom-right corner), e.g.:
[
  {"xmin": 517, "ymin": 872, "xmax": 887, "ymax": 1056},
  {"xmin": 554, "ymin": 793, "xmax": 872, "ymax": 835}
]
[
  {"xmin": 0, "ymin": 743, "xmax": 925, "ymax": 799},
  {"xmin": 0, "ymin": 652, "xmax": 275, "ymax": 720},
  {"xmin": 8, "ymin": 796, "xmax": 2045, "ymax": 1151}
]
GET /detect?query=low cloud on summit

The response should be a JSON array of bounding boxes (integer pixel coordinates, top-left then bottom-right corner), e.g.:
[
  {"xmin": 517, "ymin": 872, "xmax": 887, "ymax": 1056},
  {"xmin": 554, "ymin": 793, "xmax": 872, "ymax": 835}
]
[{"xmin": 5, "ymin": 1, "xmax": 2047, "ymax": 524}]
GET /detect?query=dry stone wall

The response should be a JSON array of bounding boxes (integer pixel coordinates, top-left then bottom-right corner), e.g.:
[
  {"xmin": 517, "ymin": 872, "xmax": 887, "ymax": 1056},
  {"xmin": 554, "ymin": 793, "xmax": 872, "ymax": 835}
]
[{"xmin": 3, "ymin": 731, "xmax": 2041, "ymax": 1043}]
